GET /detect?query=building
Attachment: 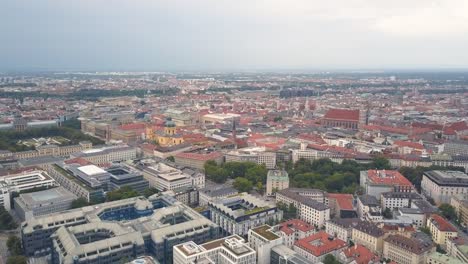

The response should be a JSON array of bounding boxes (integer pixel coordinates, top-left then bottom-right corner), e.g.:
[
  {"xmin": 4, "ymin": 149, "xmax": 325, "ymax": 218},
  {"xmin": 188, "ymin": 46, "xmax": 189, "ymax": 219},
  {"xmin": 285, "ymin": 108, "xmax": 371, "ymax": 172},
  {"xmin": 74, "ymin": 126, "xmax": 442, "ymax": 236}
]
[
  {"xmin": 327, "ymin": 193, "xmax": 357, "ymax": 219},
  {"xmin": 201, "ymin": 113, "xmax": 241, "ymax": 124},
  {"xmin": 380, "ymin": 191, "xmax": 423, "ymax": 211},
  {"xmin": 294, "ymin": 231, "xmax": 347, "ymax": 263},
  {"xmin": 70, "ymin": 145, "xmax": 137, "ymax": 166},
  {"xmin": 173, "ymin": 235, "xmax": 256, "ymax": 264},
  {"xmin": 146, "ymin": 118, "xmax": 185, "ymax": 146},
  {"xmin": 248, "ymin": 225, "xmax": 283, "ymax": 264},
  {"xmin": 0, "ymin": 169, "xmax": 57, "ymax": 210},
  {"xmin": 164, "ymin": 109, "xmax": 194, "ymax": 126},
  {"xmin": 451, "ymin": 197, "xmax": 468, "ymax": 227},
  {"xmin": 275, "ymin": 219, "xmax": 316, "ymax": 248},
  {"xmin": 208, "ymin": 193, "xmax": 283, "ymax": 236},
  {"xmin": 21, "ymin": 194, "xmax": 219, "ymax": 263},
  {"xmin": 276, "ymin": 188, "xmax": 330, "ymax": 227},
  {"xmin": 360, "ymin": 170, "xmax": 414, "ymax": 198},
  {"xmin": 446, "ymin": 237, "xmax": 468, "ymax": 263},
  {"xmin": 174, "ymin": 151, "xmax": 223, "ymax": 170},
  {"xmin": 266, "ymin": 170, "xmax": 289, "ymax": 196},
  {"xmin": 44, "ymin": 163, "xmax": 105, "ymax": 203},
  {"xmin": 357, "ymin": 195, "xmax": 382, "ymax": 222},
  {"xmin": 140, "ymin": 163, "xmax": 203, "ymax": 191},
  {"xmin": 321, "ymin": 108, "xmax": 360, "ymax": 129},
  {"xmin": 14, "ymin": 141, "xmax": 93, "ymax": 160},
  {"xmin": 339, "ymin": 244, "xmax": 379, "ymax": 264},
  {"xmin": 383, "ymin": 234, "xmax": 434, "ymax": 264},
  {"xmin": 161, "ymin": 187, "xmax": 199, "ymax": 207},
  {"xmin": 351, "ymin": 221, "xmax": 385, "ymax": 254},
  {"xmin": 198, "ymin": 186, "xmax": 238, "ymax": 206},
  {"xmin": 421, "ymin": 170, "xmax": 468, "ymax": 205},
  {"xmin": 397, "ymin": 208, "xmax": 426, "ymax": 227},
  {"xmin": 107, "ymin": 165, "xmax": 149, "ymax": 194},
  {"xmin": 225, "ymin": 147, "xmax": 277, "ymax": 169},
  {"xmin": 325, "ymin": 218, "xmax": 361, "ymax": 242},
  {"xmin": 427, "ymin": 252, "xmax": 465, "ymax": 264},
  {"xmin": 427, "ymin": 214, "xmax": 458, "ymax": 247},
  {"xmin": 270, "ymin": 244, "xmax": 311, "ymax": 264},
  {"xmin": 14, "ymin": 187, "xmax": 77, "ymax": 221}
]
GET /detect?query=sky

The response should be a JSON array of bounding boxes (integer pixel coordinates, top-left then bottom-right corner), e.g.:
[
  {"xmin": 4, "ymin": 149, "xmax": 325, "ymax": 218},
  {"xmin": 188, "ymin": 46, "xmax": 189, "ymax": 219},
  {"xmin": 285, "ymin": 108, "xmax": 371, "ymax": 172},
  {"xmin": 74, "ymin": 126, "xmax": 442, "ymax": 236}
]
[{"xmin": 1, "ymin": 0, "xmax": 468, "ymax": 71}]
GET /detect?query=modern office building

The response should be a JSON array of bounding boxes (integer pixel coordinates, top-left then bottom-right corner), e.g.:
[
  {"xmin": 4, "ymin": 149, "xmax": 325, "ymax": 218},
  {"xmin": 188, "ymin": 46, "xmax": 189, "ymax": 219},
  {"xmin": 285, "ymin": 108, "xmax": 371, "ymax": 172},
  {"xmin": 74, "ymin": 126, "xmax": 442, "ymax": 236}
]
[
  {"xmin": 247, "ymin": 225, "xmax": 283, "ymax": 264},
  {"xmin": 21, "ymin": 194, "xmax": 219, "ymax": 263},
  {"xmin": 14, "ymin": 187, "xmax": 77, "ymax": 221},
  {"xmin": 208, "ymin": 193, "xmax": 283, "ymax": 236},
  {"xmin": 360, "ymin": 170, "xmax": 414, "ymax": 199},
  {"xmin": 107, "ymin": 165, "xmax": 149, "ymax": 194},
  {"xmin": 266, "ymin": 170, "xmax": 289, "ymax": 196},
  {"xmin": 140, "ymin": 162, "xmax": 204, "ymax": 191},
  {"xmin": 173, "ymin": 235, "xmax": 256, "ymax": 264},
  {"xmin": 383, "ymin": 234, "xmax": 435, "ymax": 264},
  {"xmin": 421, "ymin": 170, "xmax": 468, "ymax": 205},
  {"xmin": 0, "ymin": 169, "xmax": 57, "ymax": 210}
]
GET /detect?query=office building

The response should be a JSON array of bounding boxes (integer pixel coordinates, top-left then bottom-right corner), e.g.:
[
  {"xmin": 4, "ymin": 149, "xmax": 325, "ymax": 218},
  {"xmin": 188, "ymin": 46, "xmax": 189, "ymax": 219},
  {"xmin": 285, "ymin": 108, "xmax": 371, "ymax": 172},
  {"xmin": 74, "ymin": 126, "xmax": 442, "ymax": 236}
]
[
  {"xmin": 173, "ymin": 235, "xmax": 256, "ymax": 264},
  {"xmin": 140, "ymin": 162, "xmax": 204, "ymax": 191},
  {"xmin": 107, "ymin": 165, "xmax": 149, "ymax": 194},
  {"xmin": 199, "ymin": 186, "xmax": 237, "ymax": 206},
  {"xmin": 70, "ymin": 145, "xmax": 137, "ymax": 166},
  {"xmin": 208, "ymin": 193, "xmax": 283, "ymax": 236},
  {"xmin": 21, "ymin": 194, "xmax": 219, "ymax": 263},
  {"xmin": 225, "ymin": 147, "xmax": 276, "ymax": 169},
  {"xmin": 421, "ymin": 170, "xmax": 468, "ymax": 205},
  {"xmin": 14, "ymin": 187, "xmax": 77, "ymax": 221},
  {"xmin": 0, "ymin": 169, "xmax": 57, "ymax": 210}
]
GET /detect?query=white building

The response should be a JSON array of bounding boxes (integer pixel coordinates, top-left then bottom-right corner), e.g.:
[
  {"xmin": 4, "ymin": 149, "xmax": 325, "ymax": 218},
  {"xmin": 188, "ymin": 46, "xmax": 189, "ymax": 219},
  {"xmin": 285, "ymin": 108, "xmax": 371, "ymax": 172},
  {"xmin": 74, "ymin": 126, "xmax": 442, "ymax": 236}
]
[
  {"xmin": 0, "ymin": 170, "xmax": 57, "ymax": 211},
  {"xmin": 141, "ymin": 163, "xmax": 201, "ymax": 191},
  {"xmin": 247, "ymin": 225, "xmax": 283, "ymax": 264},
  {"xmin": 225, "ymin": 147, "xmax": 276, "ymax": 169},
  {"xmin": 360, "ymin": 170, "xmax": 414, "ymax": 199},
  {"xmin": 173, "ymin": 235, "xmax": 256, "ymax": 264},
  {"xmin": 380, "ymin": 192, "xmax": 423, "ymax": 211},
  {"xmin": 421, "ymin": 170, "xmax": 468, "ymax": 205},
  {"xmin": 357, "ymin": 195, "xmax": 383, "ymax": 222},
  {"xmin": 70, "ymin": 145, "xmax": 137, "ymax": 166}
]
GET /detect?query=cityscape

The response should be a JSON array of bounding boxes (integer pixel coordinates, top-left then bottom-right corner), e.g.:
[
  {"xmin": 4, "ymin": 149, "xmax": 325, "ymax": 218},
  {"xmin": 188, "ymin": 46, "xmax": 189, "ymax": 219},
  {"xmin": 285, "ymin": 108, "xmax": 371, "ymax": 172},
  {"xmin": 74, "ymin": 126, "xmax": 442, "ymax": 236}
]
[{"xmin": 1, "ymin": 1, "xmax": 468, "ymax": 264}]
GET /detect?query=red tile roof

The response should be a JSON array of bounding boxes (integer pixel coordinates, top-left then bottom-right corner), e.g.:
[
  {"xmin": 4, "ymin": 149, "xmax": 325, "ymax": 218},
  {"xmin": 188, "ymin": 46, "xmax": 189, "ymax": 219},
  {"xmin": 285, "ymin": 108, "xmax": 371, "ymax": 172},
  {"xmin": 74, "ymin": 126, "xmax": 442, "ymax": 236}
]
[
  {"xmin": 294, "ymin": 231, "xmax": 347, "ymax": 257},
  {"xmin": 393, "ymin": 140, "xmax": 424, "ymax": 149},
  {"xmin": 327, "ymin": 193, "xmax": 354, "ymax": 210},
  {"xmin": 119, "ymin": 123, "xmax": 146, "ymax": 131},
  {"xmin": 343, "ymin": 244, "xmax": 378, "ymax": 264},
  {"xmin": 64, "ymin": 158, "xmax": 93, "ymax": 166},
  {"xmin": 430, "ymin": 214, "xmax": 457, "ymax": 232},
  {"xmin": 278, "ymin": 219, "xmax": 315, "ymax": 235},
  {"xmin": 449, "ymin": 121, "xmax": 468, "ymax": 132},
  {"xmin": 323, "ymin": 109, "xmax": 360, "ymax": 121},
  {"xmin": 366, "ymin": 170, "xmax": 413, "ymax": 187}
]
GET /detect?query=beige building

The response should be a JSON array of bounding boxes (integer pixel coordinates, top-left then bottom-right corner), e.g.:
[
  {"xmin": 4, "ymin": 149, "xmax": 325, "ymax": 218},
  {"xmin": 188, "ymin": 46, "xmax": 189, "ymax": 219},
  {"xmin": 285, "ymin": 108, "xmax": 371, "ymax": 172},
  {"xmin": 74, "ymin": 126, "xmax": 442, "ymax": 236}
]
[
  {"xmin": 421, "ymin": 170, "xmax": 468, "ymax": 205},
  {"xmin": 266, "ymin": 170, "xmax": 289, "ymax": 196},
  {"xmin": 14, "ymin": 141, "xmax": 92, "ymax": 160},
  {"xmin": 351, "ymin": 221, "xmax": 385, "ymax": 254},
  {"xmin": 383, "ymin": 234, "xmax": 434, "ymax": 264},
  {"xmin": 427, "ymin": 214, "xmax": 458, "ymax": 247}
]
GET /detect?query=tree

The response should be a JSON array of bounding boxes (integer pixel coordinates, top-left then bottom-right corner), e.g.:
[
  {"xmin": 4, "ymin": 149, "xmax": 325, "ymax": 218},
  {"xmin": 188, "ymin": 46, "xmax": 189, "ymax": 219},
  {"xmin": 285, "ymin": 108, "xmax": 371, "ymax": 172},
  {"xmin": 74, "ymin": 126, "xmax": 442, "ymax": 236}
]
[
  {"xmin": 419, "ymin": 227, "xmax": 431, "ymax": 236},
  {"xmin": 273, "ymin": 116, "xmax": 283, "ymax": 122},
  {"xmin": 371, "ymin": 156, "xmax": 391, "ymax": 170},
  {"xmin": 256, "ymin": 182, "xmax": 264, "ymax": 195},
  {"xmin": 439, "ymin": 204, "xmax": 457, "ymax": 221},
  {"xmin": 106, "ymin": 186, "xmax": 139, "ymax": 202},
  {"xmin": 383, "ymin": 208, "xmax": 393, "ymax": 219},
  {"xmin": 143, "ymin": 187, "xmax": 159, "ymax": 198},
  {"xmin": 323, "ymin": 254, "xmax": 341, "ymax": 264},
  {"xmin": 233, "ymin": 177, "xmax": 253, "ymax": 193},
  {"xmin": 166, "ymin": 156, "xmax": 175, "ymax": 162},
  {"xmin": 0, "ymin": 206, "xmax": 17, "ymax": 230},
  {"xmin": 6, "ymin": 255, "xmax": 27, "ymax": 264},
  {"xmin": 71, "ymin": 197, "xmax": 89, "ymax": 209},
  {"xmin": 7, "ymin": 235, "xmax": 23, "ymax": 256}
]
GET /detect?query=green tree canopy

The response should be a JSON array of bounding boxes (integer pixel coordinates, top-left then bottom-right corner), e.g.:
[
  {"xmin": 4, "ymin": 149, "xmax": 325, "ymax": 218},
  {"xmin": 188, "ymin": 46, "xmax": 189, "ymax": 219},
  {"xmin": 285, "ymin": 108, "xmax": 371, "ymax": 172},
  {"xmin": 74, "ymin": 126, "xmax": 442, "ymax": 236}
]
[
  {"xmin": 233, "ymin": 177, "xmax": 253, "ymax": 193},
  {"xmin": 0, "ymin": 207, "xmax": 17, "ymax": 230},
  {"xmin": 439, "ymin": 204, "xmax": 457, "ymax": 221},
  {"xmin": 71, "ymin": 197, "xmax": 89, "ymax": 209},
  {"xmin": 106, "ymin": 186, "xmax": 140, "ymax": 202},
  {"xmin": 7, "ymin": 235, "xmax": 23, "ymax": 256},
  {"xmin": 6, "ymin": 255, "xmax": 27, "ymax": 264}
]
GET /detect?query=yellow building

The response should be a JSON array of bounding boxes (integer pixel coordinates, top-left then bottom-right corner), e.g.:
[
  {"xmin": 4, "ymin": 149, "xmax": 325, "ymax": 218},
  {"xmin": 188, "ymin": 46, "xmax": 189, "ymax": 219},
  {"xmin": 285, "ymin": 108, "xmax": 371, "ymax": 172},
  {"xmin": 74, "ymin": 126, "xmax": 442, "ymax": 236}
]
[
  {"xmin": 427, "ymin": 214, "xmax": 458, "ymax": 247},
  {"xmin": 383, "ymin": 234, "xmax": 434, "ymax": 264},
  {"xmin": 351, "ymin": 221, "xmax": 385, "ymax": 255},
  {"xmin": 146, "ymin": 118, "xmax": 184, "ymax": 147}
]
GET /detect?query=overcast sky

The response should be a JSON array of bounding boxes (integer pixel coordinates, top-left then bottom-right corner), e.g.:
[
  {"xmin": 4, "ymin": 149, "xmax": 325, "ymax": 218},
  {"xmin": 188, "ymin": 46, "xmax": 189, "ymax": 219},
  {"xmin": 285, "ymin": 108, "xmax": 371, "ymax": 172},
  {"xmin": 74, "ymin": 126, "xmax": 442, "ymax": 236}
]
[{"xmin": 2, "ymin": 0, "xmax": 468, "ymax": 71}]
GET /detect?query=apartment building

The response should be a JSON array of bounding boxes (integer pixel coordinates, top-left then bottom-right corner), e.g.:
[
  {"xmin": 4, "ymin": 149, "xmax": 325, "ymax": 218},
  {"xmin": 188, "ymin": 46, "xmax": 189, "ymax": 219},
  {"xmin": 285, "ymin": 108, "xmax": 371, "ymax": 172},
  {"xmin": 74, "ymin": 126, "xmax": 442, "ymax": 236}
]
[
  {"xmin": 383, "ymin": 234, "xmax": 434, "ymax": 264},
  {"xmin": 351, "ymin": 221, "xmax": 385, "ymax": 254},
  {"xmin": 326, "ymin": 218, "xmax": 361, "ymax": 242},
  {"xmin": 427, "ymin": 214, "xmax": 458, "ymax": 247}
]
